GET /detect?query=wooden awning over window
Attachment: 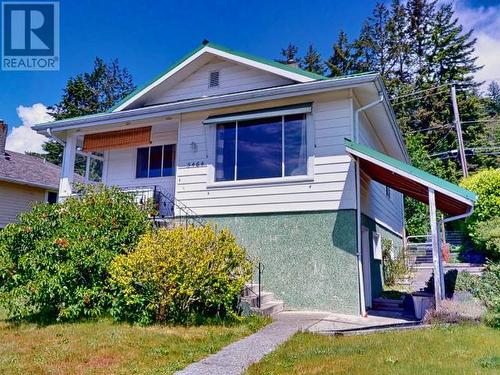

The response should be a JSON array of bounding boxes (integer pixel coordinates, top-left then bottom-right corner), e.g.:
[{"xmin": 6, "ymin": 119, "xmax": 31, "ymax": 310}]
[{"xmin": 82, "ymin": 126, "xmax": 151, "ymax": 152}]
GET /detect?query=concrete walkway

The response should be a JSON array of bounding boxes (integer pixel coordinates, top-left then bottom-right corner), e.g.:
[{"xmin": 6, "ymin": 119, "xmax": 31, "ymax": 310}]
[
  {"xmin": 175, "ymin": 311, "xmax": 329, "ymax": 375},
  {"xmin": 307, "ymin": 311, "xmax": 418, "ymax": 335}
]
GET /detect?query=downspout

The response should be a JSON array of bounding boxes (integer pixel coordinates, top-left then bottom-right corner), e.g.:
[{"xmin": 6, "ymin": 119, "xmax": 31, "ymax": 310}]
[
  {"xmin": 353, "ymin": 94, "xmax": 384, "ymax": 316},
  {"xmin": 47, "ymin": 128, "xmax": 65, "ymax": 146},
  {"xmin": 436, "ymin": 206, "xmax": 474, "ymax": 300},
  {"xmin": 354, "ymin": 94, "xmax": 384, "ymax": 142}
]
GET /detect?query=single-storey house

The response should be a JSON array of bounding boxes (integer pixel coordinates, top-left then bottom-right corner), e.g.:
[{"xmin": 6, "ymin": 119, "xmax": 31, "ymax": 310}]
[
  {"xmin": 33, "ymin": 42, "xmax": 476, "ymax": 315},
  {"xmin": 0, "ymin": 121, "xmax": 59, "ymax": 228}
]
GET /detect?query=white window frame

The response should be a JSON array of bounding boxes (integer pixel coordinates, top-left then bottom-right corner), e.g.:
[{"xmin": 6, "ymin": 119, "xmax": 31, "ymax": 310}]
[
  {"xmin": 135, "ymin": 144, "xmax": 176, "ymax": 179},
  {"xmin": 206, "ymin": 112, "xmax": 314, "ymax": 188},
  {"xmin": 373, "ymin": 232, "xmax": 382, "ymax": 260}
]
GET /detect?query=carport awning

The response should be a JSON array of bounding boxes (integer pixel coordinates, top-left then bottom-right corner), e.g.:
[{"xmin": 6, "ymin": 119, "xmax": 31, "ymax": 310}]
[{"xmin": 345, "ymin": 140, "xmax": 476, "ymax": 216}]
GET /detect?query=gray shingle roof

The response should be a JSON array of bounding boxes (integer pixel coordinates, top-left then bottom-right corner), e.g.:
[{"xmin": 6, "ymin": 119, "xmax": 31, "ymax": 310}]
[{"xmin": 0, "ymin": 150, "xmax": 61, "ymax": 190}]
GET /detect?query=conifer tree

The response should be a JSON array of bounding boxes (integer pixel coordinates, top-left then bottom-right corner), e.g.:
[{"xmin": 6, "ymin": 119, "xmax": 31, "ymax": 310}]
[
  {"xmin": 326, "ymin": 30, "xmax": 355, "ymax": 77},
  {"xmin": 300, "ymin": 44, "xmax": 324, "ymax": 75},
  {"xmin": 277, "ymin": 43, "xmax": 299, "ymax": 64}
]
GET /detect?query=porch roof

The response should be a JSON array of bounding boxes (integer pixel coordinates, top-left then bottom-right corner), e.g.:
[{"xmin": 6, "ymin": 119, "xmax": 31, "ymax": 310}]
[{"xmin": 345, "ymin": 140, "xmax": 476, "ymax": 216}]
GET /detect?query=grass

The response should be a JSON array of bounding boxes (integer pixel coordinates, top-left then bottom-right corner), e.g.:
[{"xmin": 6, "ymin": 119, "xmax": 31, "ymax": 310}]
[
  {"xmin": 0, "ymin": 309, "xmax": 269, "ymax": 375},
  {"xmin": 246, "ymin": 325, "xmax": 500, "ymax": 375}
]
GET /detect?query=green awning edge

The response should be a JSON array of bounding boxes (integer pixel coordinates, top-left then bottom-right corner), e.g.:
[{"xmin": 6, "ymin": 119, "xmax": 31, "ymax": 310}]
[
  {"xmin": 203, "ymin": 102, "xmax": 312, "ymax": 124},
  {"xmin": 345, "ymin": 139, "xmax": 477, "ymax": 203}
]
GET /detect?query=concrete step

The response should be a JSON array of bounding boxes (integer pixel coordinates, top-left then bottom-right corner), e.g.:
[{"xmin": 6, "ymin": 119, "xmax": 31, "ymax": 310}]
[
  {"xmin": 372, "ymin": 305, "xmax": 404, "ymax": 312},
  {"xmin": 251, "ymin": 300, "xmax": 284, "ymax": 316},
  {"xmin": 243, "ymin": 291, "xmax": 276, "ymax": 307}
]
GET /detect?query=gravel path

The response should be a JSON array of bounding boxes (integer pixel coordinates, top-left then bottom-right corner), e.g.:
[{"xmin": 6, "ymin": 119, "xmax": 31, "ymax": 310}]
[{"xmin": 175, "ymin": 311, "xmax": 328, "ymax": 375}]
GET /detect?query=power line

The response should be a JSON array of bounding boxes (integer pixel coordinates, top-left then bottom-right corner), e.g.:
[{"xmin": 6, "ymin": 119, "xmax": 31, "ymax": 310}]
[
  {"xmin": 404, "ymin": 123, "xmax": 454, "ymax": 134},
  {"xmin": 391, "ymin": 89, "xmax": 449, "ymax": 106},
  {"xmin": 428, "ymin": 127, "xmax": 454, "ymax": 154},
  {"xmin": 389, "ymin": 83, "xmax": 450, "ymax": 101}
]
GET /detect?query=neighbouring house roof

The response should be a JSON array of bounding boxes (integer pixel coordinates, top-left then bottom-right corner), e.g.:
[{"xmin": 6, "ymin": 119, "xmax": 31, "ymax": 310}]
[
  {"xmin": 345, "ymin": 140, "xmax": 476, "ymax": 215},
  {"xmin": 0, "ymin": 150, "xmax": 61, "ymax": 190}
]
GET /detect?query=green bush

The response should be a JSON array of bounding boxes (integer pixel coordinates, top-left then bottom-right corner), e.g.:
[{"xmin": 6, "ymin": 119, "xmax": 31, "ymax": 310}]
[
  {"xmin": 456, "ymin": 262, "xmax": 500, "ymax": 328},
  {"xmin": 460, "ymin": 169, "xmax": 500, "ymax": 258},
  {"xmin": 474, "ymin": 218, "xmax": 500, "ymax": 260},
  {"xmin": 382, "ymin": 239, "xmax": 409, "ymax": 286},
  {"xmin": 109, "ymin": 225, "xmax": 252, "ymax": 325},
  {"xmin": 0, "ymin": 185, "xmax": 149, "ymax": 322}
]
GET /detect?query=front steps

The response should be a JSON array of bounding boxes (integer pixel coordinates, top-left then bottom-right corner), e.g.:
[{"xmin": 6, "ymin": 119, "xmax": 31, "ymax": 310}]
[
  {"xmin": 372, "ymin": 297, "xmax": 405, "ymax": 313},
  {"xmin": 241, "ymin": 283, "xmax": 284, "ymax": 316}
]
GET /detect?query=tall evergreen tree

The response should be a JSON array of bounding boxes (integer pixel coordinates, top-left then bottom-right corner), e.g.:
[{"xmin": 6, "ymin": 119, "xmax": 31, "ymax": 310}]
[
  {"xmin": 30, "ymin": 58, "xmax": 135, "ymax": 166},
  {"xmin": 300, "ymin": 44, "xmax": 324, "ymax": 75},
  {"xmin": 427, "ymin": 3, "xmax": 480, "ymax": 84},
  {"xmin": 326, "ymin": 30, "xmax": 355, "ymax": 77},
  {"xmin": 486, "ymin": 81, "xmax": 500, "ymax": 115}
]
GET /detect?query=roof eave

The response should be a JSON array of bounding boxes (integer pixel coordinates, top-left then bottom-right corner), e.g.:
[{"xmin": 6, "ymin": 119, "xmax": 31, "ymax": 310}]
[
  {"xmin": 34, "ymin": 73, "xmax": 379, "ymax": 134},
  {"xmin": 0, "ymin": 176, "xmax": 58, "ymax": 191},
  {"xmin": 373, "ymin": 75, "xmax": 410, "ymax": 163}
]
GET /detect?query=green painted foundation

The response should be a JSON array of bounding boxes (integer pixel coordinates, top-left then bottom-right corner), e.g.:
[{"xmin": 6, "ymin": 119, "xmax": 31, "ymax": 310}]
[
  {"xmin": 205, "ymin": 210, "xmax": 360, "ymax": 315},
  {"xmin": 361, "ymin": 214, "xmax": 403, "ymax": 299}
]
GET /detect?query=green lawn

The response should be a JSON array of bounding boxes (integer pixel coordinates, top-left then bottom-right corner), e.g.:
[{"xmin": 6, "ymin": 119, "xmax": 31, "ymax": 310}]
[
  {"xmin": 0, "ymin": 313, "xmax": 268, "ymax": 375},
  {"xmin": 246, "ymin": 325, "xmax": 500, "ymax": 375}
]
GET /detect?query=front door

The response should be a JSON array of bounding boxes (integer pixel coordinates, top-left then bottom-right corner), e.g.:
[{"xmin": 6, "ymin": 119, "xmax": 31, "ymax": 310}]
[{"xmin": 361, "ymin": 226, "xmax": 372, "ymax": 308}]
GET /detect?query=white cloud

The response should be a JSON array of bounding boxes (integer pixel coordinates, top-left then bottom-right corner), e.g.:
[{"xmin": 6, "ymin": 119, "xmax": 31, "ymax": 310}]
[
  {"xmin": 5, "ymin": 103, "xmax": 53, "ymax": 154},
  {"xmin": 453, "ymin": 0, "xmax": 500, "ymax": 86}
]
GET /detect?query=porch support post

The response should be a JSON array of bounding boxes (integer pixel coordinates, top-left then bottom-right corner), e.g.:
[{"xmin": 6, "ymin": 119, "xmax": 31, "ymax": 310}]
[
  {"xmin": 355, "ymin": 157, "xmax": 367, "ymax": 317},
  {"xmin": 428, "ymin": 188, "xmax": 443, "ymax": 308},
  {"xmin": 59, "ymin": 133, "xmax": 77, "ymax": 200}
]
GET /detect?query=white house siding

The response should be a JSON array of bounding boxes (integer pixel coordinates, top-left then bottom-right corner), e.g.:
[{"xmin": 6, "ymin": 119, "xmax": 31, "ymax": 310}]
[
  {"xmin": 104, "ymin": 121, "xmax": 178, "ymax": 194},
  {"xmin": 145, "ymin": 57, "xmax": 293, "ymax": 106},
  {"xmin": 358, "ymin": 113, "xmax": 404, "ymax": 235},
  {"xmin": 0, "ymin": 181, "xmax": 46, "ymax": 227},
  {"xmin": 175, "ymin": 91, "xmax": 357, "ymax": 216}
]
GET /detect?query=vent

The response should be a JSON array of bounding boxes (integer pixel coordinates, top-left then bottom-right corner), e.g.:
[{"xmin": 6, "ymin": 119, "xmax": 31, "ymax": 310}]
[{"xmin": 209, "ymin": 71, "xmax": 220, "ymax": 88}]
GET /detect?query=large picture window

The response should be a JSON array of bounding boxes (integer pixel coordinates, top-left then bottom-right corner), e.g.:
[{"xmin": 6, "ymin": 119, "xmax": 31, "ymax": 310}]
[
  {"xmin": 215, "ymin": 114, "xmax": 307, "ymax": 182},
  {"xmin": 136, "ymin": 144, "xmax": 176, "ymax": 178}
]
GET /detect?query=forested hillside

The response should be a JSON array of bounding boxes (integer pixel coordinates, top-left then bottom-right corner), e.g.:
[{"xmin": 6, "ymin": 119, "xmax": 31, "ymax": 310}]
[{"xmin": 280, "ymin": 0, "xmax": 499, "ymax": 235}]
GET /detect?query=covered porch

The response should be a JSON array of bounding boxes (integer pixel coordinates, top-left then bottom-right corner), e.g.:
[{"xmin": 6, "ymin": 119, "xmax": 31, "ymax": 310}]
[
  {"xmin": 346, "ymin": 140, "xmax": 477, "ymax": 311},
  {"xmin": 55, "ymin": 117, "xmax": 179, "ymax": 216}
]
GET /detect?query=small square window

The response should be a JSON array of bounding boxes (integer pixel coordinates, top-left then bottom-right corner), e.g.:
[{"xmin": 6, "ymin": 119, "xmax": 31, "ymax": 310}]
[{"xmin": 385, "ymin": 186, "xmax": 391, "ymax": 199}]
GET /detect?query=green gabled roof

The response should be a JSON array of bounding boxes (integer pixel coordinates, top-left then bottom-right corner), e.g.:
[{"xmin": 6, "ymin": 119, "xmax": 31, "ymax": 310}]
[
  {"xmin": 205, "ymin": 42, "xmax": 328, "ymax": 81},
  {"xmin": 345, "ymin": 139, "xmax": 477, "ymax": 203},
  {"xmin": 108, "ymin": 41, "xmax": 328, "ymax": 112}
]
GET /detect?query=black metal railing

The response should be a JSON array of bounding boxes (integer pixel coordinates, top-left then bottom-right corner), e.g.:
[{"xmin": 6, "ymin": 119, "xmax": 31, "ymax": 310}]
[
  {"xmin": 121, "ymin": 185, "xmax": 206, "ymax": 228},
  {"xmin": 243, "ymin": 261, "xmax": 263, "ymax": 308}
]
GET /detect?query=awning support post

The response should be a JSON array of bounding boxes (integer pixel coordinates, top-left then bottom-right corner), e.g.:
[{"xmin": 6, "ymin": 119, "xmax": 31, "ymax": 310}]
[
  {"xmin": 59, "ymin": 133, "xmax": 77, "ymax": 200},
  {"xmin": 428, "ymin": 188, "xmax": 444, "ymax": 308}
]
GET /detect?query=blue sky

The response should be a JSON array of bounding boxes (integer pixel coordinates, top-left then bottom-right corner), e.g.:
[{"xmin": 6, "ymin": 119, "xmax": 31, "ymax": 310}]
[{"xmin": 2, "ymin": 0, "xmax": 499, "ymax": 153}]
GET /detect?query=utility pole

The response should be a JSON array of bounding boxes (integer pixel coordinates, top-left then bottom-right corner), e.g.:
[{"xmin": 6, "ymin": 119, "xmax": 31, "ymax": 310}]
[{"xmin": 450, "ymin": 85, "xmax": 468, "ymax": 177}]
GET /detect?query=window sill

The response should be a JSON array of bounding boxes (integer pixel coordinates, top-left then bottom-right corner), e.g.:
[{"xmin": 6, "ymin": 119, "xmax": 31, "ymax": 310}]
[{"xmin": 206, "ymin": 175, "xmax": 314, "ymax": 189}]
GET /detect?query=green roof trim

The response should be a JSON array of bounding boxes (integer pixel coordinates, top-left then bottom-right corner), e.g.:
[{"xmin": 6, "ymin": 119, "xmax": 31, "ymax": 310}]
[
  {"xmin": 108, "ymin": 42, "xmax": 328, "ymax": 112},
  {"xmin": 106, "ymin": 43, "xmax": 206, "ymax": 113},
  {"xmin": 205, "ymin": 42, "xmax": 328, "ymax": 81},
  {"xmin": 345, "ymin": 139, "xmax": 477, "ymax": 203}
]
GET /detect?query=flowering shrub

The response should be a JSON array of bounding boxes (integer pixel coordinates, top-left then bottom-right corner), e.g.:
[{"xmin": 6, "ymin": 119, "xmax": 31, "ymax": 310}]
[
  {"xmin": 109, "ymin": 225, "xmax": 252, "ymax": 325},
  {"xmin": 0, "ymin": 185, "xmax": 149, "ymax": 322}
]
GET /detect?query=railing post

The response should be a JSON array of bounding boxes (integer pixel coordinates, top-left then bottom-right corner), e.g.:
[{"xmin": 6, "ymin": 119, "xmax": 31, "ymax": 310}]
[{"xmin": 258, "ymin": 262, "xmax": 262, "ymax": 309}]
